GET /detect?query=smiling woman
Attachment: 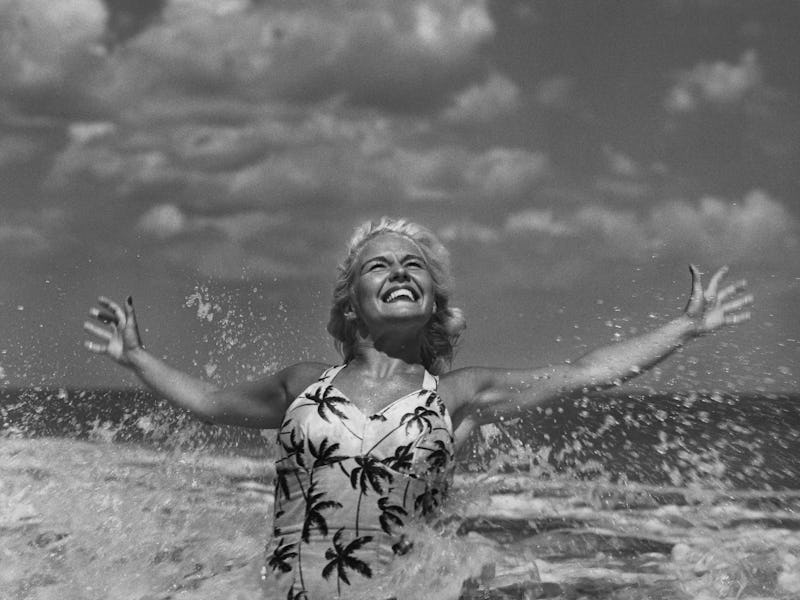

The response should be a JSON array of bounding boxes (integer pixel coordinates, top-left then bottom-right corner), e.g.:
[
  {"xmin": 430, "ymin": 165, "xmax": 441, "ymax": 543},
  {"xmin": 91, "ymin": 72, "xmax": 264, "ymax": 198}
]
[
  {"xmin": 327, "ymin": 218, "xmax": 466, "ymax": 377},
  {"xmin": 83, "ymin": 216, "xmax": 753, "ymax": 599}
]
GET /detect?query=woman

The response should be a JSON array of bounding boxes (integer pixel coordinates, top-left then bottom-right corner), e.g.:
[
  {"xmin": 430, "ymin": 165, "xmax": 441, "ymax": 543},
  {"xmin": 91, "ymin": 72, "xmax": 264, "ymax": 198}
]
[{"xmin": 84, "ymin": 217, "xmax": 752, "ymax": 599}]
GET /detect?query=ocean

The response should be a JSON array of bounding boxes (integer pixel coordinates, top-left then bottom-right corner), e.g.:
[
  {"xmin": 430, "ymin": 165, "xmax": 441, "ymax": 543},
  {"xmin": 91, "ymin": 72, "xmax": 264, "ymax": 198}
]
[{"xmin": 2, "ymin": 387, "xmax": 800, "ymax": 599}]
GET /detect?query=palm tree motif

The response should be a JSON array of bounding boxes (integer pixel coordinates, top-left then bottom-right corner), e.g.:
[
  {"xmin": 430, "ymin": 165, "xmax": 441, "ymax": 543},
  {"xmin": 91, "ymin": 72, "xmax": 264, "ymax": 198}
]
[
  {"xmin": 423, "ymin": 390, "xmax": 448, "ymax": 417},
  {"xmin": 308, "ymin": 438, "xmax": 346, "ymax": 470},
  {"xmin": 377, "ymin": 496, "xmax": 407, "ymax": 535},
  {"xmin": 400, "ymin": 404, "xmax": 439, "ymax": 435},
  {"xmin": 349, "ymin": 455, "xmax": 394, "ymax": 496},
  {"xmin": 303, "ymin": 384, "xmax": 350, "ymax": 422},
  {"xmin": 322, "ymin": 528, "xmax": 373, "ymax": 595},
  {"xmin": 301, "ymin": 482, "xmax": 343, "ymax": 543},
  {"xmin": 349, "ymin": 455, "xmax": 394, "ymax": 535},
  {"xmin": 423, "ymin": 439, "xmax": 452, "ymax": 472},
  {"xmin": 274, "ymin": 468, "xmax": 292, "ymax": 504},
  {"xmin": 278, "ymin": 423, "xmax": 306, "ymax": 470},
  {"xmin": 414, "ymin": 485, "xmax": 442, "ymax": 516},
  {"xmin": 286, "ymin": 588, "xmax": 308, "ymax": 600},
  {"xmin": 381, "ymin": 443, "xmax": 415, "ymax": 472},
  {"xmin": 267, "ymin": 538, "xmax": 298, "ymax": 574}
]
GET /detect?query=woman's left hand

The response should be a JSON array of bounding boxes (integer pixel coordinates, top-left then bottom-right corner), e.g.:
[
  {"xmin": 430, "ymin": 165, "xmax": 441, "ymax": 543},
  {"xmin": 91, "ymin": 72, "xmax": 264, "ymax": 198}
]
[{"xmin": 685, "ymin": 265, "xmax": 753, "ymax": 335}]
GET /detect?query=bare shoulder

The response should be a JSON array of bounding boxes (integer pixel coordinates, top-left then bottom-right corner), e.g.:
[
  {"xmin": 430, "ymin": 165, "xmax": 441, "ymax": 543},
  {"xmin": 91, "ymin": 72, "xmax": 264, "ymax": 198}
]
[
  {"xmin": 279, "ymin": 361, "xmax": 330, "ymax": 398},
  {"xmin": 438, "ymin": 366, "xmax": 486, "ymax": 412}
]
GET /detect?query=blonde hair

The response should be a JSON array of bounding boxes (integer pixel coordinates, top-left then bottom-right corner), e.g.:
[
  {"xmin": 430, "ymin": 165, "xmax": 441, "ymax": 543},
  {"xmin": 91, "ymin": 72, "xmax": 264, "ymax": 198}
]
[{"xmin": 327, "ymin": 217, "xmax": 466, "ymax": 375}]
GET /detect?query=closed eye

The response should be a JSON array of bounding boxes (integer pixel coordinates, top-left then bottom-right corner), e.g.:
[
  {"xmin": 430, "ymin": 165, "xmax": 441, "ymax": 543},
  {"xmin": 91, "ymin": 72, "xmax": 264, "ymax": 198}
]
[{"xmin": 360, "ymin": 260, "xmax": 388, "ymax": 274}]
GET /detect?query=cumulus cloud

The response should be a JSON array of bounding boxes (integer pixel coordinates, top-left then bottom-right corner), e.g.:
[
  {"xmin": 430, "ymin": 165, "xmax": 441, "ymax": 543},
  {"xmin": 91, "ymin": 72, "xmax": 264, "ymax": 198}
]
[
  {"xmin": 665, "ymin": 50, "xmax": 763, "ymax": 113},
  {"xmin": 136, "ymin": 203, "xmax": 297, "ymax": 280},
  {"xmin": 0, "ymin": 0, "xmax": 494, "ymax": 121},
  {"xmin": 535, "ymin": 76, "xmax": 576, "ymax": 108},
  {"xmin": 0, "ymin": 224, "xmax": 50, "ymax": 255},
  {"xmin": 463, "ymin": 148, "xmax": 550, "ymax": 198},
  {"xmin": 49, "ymin": 100, "xmax": 550, "ymax": 207},
  {"xmin": 651, "ymin": 189, "xmax": 797, "ymax": 262},
  {"xmin": 0, "ymin": 207, "xmax": 70, "ymax": 257},
  {"xmin": 136, "ymin": 203, "xmax": 288, "ymax": 241},
  {"xmin": 472, "ymin": 190, "xmax": 797, "ymax": 265},
  {"xmin": 137, "ymin": 203, "xmax": 187, "ymax": 239},
  {"xmin": 505, "ymin": 209, "xmax": 575, "ymax": 237},
  {"xmin": 438, "ymin": 220, "xmax": 499, "ymax": 243},
  {"xmin": 0, "ymin": 134, "xmax": 43, "ymax": 168},
  {"xmin": 0, "ymin": 0, "xmax": 106, "ymax": 81},
  {"xmin": 163, "ymin": 239, "xmax": 299, "ymax": 281},
  {"xmin": 442, "ymin": 71, "xmax": 520, "ymax": 122}
]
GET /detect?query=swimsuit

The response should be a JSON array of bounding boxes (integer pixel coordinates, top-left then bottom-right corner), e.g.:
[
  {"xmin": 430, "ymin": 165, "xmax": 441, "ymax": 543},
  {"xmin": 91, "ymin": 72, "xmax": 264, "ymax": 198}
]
[{"xmin": 264, "ymin": 365, "xmax": 455, "ymax": 599}]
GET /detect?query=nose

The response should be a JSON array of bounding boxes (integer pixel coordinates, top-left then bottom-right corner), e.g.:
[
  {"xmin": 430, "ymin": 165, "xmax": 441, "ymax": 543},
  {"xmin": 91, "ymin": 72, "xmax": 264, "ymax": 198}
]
[{"xmin": 389, "ymin": 262, "xmax": 409, "ymax": 280}]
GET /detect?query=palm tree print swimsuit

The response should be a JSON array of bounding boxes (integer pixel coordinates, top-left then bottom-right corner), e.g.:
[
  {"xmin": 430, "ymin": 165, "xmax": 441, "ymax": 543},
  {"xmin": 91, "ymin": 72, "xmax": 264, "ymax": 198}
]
[{"xmin": 265, "ymin": 365, "xmax": 455, "ymax": 599}]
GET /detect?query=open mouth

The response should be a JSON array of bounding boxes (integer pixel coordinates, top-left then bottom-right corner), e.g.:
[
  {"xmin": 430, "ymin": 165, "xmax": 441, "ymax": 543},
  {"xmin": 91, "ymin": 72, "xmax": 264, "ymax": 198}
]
[{"xmin": 382, "ymin": 287, "xmax": 418, "ymax": 303}]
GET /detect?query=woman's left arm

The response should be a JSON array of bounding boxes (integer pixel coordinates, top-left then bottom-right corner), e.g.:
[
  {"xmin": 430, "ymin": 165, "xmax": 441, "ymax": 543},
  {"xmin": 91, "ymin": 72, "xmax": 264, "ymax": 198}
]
[{"xmin": 446, "ymin": 265, "xmax": 752, "ymax": 432}]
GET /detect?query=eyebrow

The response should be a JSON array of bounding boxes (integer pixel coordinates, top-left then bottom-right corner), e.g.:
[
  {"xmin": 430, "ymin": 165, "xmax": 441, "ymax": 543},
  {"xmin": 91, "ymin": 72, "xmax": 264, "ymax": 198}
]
[{"xmin": 360, "ymin": 253, "xmax": 426, "ymax": 271}]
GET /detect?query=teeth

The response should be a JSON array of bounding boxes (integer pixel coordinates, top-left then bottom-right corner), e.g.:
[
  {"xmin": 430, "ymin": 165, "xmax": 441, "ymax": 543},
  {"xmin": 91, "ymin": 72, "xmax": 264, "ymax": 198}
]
[{"xmin": 386, "ymin": 289, "xmax": 415, "ymax": 302}]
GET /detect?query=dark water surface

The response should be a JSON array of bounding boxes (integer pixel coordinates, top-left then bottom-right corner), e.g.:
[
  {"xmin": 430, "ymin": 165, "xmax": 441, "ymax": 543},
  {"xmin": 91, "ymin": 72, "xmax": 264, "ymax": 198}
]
[{"xmin": 3, "ymin": 387, "xmax": 799, "ymax": 489}]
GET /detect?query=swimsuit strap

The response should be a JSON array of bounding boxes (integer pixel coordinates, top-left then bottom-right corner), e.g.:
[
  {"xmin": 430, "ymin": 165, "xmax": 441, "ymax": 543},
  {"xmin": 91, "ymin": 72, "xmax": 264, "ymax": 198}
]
[
  {"xmin": 422, "ymin": 369, "xmax": 439, "ymax": 391},
  {"xmin": 318, "ymin": 364, "xmax": 346, "ymax": 383}
]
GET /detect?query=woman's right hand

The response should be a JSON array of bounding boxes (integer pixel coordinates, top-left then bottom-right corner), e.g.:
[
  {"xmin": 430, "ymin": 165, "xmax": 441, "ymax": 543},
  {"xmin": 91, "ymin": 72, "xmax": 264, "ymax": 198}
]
[{"xmin": 84, "ymin": 296, "xmax": 145, "ymax": 367}]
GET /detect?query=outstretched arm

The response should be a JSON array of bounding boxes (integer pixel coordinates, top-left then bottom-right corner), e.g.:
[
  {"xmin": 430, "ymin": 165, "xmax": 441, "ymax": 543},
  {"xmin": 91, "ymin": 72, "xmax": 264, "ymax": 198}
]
[
  {"xmin": 446, "ymin": 265, "xmax": 752, "ymax": 433},
  {"xmin": 83, "ymin": 296, "xmax": 321, "ymax": 429}
]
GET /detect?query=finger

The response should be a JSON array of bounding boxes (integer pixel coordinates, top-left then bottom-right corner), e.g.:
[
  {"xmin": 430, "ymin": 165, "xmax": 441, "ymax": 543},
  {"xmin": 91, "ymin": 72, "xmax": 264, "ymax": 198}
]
[
  {"xmin": 722, "ymin": 294, "xmax": 754, "ymax": 312},
  {"xmin": 83, "ymin": 321, "xmax": 113, "ymax": 340},
  {"xmin": 716, "ymin": 279, "xmax": 747, "ymax": 303},
  {"xmin": 125, "ymin": 296, "xmax": 137, "ymax": 321},
  {"xmin": 686, "ymin": 264, "xmax": 703, "ymax": 313},
  {"xmin": 98, "ymin": 296, "xmax": 126, "ymax": 325},
  {"xmin": 704, "ymin": 265, "xmax": 729, "ymax": 301},
  {"xmin": 89, "ymin": 307, "xmax": 118, "ymax": 325},
  {"xmin": 725, "ymin": 311, "xmax": 751, "ymax": 325},
  {"xmin": 84, "ymin": 340, "xmax": 108, "ymax": 354}
]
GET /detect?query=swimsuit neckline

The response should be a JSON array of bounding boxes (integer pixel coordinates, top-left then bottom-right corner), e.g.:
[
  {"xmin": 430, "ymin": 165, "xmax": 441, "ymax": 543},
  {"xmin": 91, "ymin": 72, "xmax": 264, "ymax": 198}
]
[{"xmin": 321, "ymin": 364, "xmax": 439, "ymax": 419}]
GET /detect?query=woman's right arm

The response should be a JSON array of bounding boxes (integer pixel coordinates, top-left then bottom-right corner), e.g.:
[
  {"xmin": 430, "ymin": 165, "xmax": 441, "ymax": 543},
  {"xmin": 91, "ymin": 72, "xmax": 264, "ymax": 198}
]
[{"xmin": 83, "ymin": 296, "xmax": 323, "ymax": 429}]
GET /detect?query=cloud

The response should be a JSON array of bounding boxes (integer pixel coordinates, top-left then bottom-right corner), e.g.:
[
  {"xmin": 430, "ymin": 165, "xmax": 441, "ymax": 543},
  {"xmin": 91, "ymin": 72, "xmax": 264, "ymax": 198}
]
[
  {"xmin": 0, "ymin": 223, "xmax": 50, "ymax": 255},
  {"xmin": 505, "ymin": 209, "xmax": 575, "ymax": 237},
  {"xmin": 438, "ymin": 220, "xmax": 499, "ymax": 243},
  {"xmin": 0, "ymin": 134, "xmax": 43, "ymax": 168},
  {"xmin": 0, "ymin": 0, "xmax": 494, "ymax": 121},
  {"xmin": 463, "ymin": 148, "xmax": 550, "ymax": 198},
  {"xmin": 469, "ymin": 190, "xmax": 797, "ymax": 265},
  {"xmin": 137, "ymin": 203, "xmax": 187, "ymax": 239},
  {"xmin": 651, "ymin": 189, "xmax": 797, "ymax": 262},
  {"xmin": 665, "ymin": 50, "xmax": 763, "ymax": 113},
  {"xmin": 0, "ymin": 207, "xmax": 71, "ymax": 257},
  {"xmin": 572, "ymin": 190, "xmax": 797, "ymax": 262},
  {"xmin": 136, "ymin": 203, "xmax": 298, "ymax": 280},
  {"xmin": 602, "ymin": 146, "xmax": 641, "ymax": 178},
  {"xmin": 0, "ymin": 0, "xmax": 107, "ymax": 114},
  {"xmin": 442, "ymin": 71, "xmax": 520, "ymax": 122},
  {"xmin": 47, "ymin": 103, "xmax": 549, "ymax": 207},
  {"xmin": 535, "ymin": 76, "xmax": 576, "ymax": 108},
  {"xmin": 162, "ymin": 239, "xmax": 299, "ymax": 281},
  {"xmin": 136, "ymin": 203, "xmax": 288, "ymax": 241}
]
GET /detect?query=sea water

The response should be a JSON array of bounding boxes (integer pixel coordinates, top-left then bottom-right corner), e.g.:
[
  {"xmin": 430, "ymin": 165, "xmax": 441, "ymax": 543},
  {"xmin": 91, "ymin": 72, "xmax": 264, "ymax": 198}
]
[{"xmin": 3, "ymin": 387, "xmax": 800, "ymax": 600}]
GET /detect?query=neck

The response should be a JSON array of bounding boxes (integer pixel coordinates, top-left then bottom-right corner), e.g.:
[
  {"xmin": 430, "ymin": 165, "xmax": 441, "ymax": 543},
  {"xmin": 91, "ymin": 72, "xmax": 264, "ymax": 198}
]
[{"xmin": 349, "ymin": 336, "xmax": 425, "ymax": 378}]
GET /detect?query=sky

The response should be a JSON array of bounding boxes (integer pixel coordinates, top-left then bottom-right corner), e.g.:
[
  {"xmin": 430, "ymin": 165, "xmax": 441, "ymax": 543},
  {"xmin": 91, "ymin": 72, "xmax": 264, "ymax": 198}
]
[{"xmin": 0, "ymin": 0, "xmax": 797, "ymax": 392}]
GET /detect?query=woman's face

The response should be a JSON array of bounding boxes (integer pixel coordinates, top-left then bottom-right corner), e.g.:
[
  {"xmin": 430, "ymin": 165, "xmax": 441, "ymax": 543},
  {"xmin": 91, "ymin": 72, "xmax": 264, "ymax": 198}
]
[{"xmin": 350, "ymin": 233, "xmax": 436, "ymax": 333}]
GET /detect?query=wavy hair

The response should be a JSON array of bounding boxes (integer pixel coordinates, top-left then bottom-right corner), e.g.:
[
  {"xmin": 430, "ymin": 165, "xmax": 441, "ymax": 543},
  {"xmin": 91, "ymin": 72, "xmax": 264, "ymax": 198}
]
[{"xmin": 326, "ymin": 217, "xmax": 466, "ymax": 375}]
